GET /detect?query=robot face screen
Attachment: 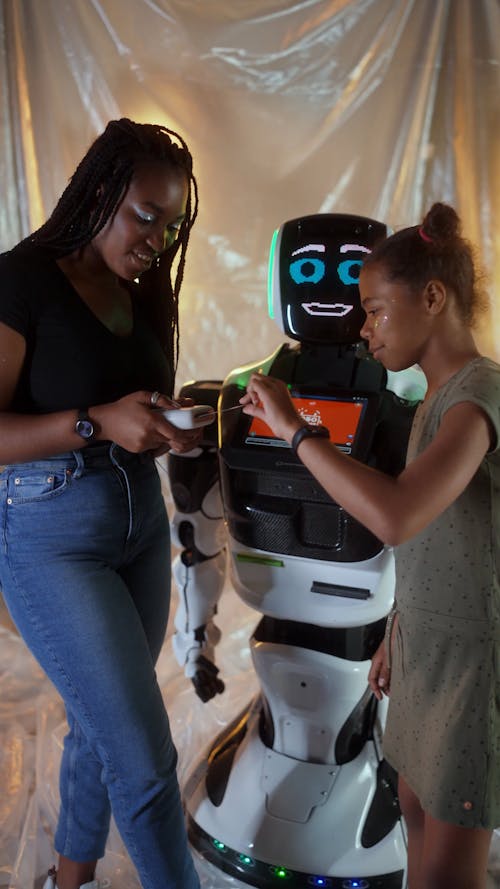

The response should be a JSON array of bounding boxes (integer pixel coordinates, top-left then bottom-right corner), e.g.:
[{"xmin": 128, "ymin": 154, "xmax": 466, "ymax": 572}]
[
  {"xmin": 245, "ymin": 393, "xmax": 369, "ymax": 455},
  {"xmin": 273, "ymin": 214, "xmax": 387, "ymax": 344}
]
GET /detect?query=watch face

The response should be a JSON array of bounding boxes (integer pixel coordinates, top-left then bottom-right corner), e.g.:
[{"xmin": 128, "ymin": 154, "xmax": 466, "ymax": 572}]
[{"xmin": 76, "ymin": 419, "xmax": 94, "ymax": 439}]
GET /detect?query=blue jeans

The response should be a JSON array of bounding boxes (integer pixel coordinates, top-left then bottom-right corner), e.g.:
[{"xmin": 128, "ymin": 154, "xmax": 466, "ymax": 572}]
[{"xmin": 0, "ymin": 444, "xmax": 200, "ymax": 889}]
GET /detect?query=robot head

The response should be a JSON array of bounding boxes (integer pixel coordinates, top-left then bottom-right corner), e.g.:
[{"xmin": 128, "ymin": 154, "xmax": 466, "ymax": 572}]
[{"xmin": 268, "ymin": 213, "xmax": 388, "ymax": 344}]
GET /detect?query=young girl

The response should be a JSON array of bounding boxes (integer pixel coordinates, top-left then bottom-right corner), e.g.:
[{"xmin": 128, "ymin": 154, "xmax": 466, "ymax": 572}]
[
  {"xmin": 240, "ymin": 202, "xmax": 500, "ymax": 889},
  {"xmin": 0, "ymin": 119, "xmax": 202, "ymax": 889}
]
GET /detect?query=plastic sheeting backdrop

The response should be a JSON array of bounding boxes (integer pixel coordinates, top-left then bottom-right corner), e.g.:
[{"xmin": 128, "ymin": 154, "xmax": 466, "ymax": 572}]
[{"xmin": 0, "ymin": 1, "xmax": 499, "ymax": 886}]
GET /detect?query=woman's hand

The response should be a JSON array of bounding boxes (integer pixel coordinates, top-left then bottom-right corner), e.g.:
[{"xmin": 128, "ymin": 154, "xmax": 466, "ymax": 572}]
[
  {"xmin": 368, "ymin": 639, "xmax": 391, "ymax": 701},
  {"xmin": 91, "ymin": 391, "xmax": 203, "ymax": 455},
  {"xmin": 239, "ymin": 373, "xmax": 305, "ymax": 443},
  {"xmin": 150, "ymin": 392, "xmax": 205, "ymax": 455}
]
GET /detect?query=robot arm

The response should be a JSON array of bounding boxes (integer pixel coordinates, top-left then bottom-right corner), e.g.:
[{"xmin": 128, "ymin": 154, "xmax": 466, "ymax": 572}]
[
  {"xmin": 171, "ymin": 480, "xmax": 227, "ymax": 702},
  {"xmin": 167, "ymin": 382, "xmax": 228, "ymax": 702}
]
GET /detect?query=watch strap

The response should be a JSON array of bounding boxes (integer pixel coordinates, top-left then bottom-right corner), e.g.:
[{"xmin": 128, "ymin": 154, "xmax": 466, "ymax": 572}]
[{"xmin": 291, "ymin": 424, "xmax": 330, "ymax": 454}]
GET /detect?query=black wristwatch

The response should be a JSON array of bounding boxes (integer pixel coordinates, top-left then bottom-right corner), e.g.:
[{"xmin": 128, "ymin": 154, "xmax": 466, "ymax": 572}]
[
  {"xmin": 291, "ymin": 424, "xmax": 330, "ymax": 454},
  {"xmin": 75, "ymin": 409, "xmax": 95, "ymax": 441}
]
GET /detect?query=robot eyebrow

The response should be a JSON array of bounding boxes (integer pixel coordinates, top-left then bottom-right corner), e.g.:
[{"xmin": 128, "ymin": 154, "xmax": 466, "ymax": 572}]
[
  {"xmin": 291, "ymin": 243, "xmax": 326, "ymax": 256},
  {"xmin": 340, "ymin": 243, "xmax": 371, "ymax": 253}
]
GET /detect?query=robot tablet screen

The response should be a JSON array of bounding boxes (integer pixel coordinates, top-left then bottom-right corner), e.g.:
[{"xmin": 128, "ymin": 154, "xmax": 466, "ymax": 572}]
[{"xmin": 245, "ymin": 393, "xmax": 369, "ymax": 455}]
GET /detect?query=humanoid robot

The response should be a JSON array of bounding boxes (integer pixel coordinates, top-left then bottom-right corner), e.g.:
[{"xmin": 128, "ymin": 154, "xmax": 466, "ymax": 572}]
[{"xmin": 168, "ymin": 214, "xmax": 427, "ymax": 889}]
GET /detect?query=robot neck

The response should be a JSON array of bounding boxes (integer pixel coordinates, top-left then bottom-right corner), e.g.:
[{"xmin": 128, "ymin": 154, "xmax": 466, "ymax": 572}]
[{"xmin": 272, "ymin": 341, "xmax": 386, "ymax": 392}]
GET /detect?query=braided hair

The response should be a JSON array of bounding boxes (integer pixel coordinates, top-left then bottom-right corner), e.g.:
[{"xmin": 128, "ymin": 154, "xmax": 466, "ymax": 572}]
[
  {"xmin": 22, "ymin": 118, "xmax": 198, "ymax": 379},
  {"xmin": 363, "ymin": 202, "xmax": 488, "ymax": 327}
]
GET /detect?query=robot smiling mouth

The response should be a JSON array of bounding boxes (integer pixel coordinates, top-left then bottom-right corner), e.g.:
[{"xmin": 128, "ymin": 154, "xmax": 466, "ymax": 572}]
[{"xmin": 302, "ymin": 302, "xmax": 354, "ymax": 317}]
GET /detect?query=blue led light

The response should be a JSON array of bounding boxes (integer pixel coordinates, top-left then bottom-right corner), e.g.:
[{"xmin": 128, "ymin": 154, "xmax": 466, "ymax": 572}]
[
  {"xmin": 307, "ymin": 877, "xmax": 332, "ymax": 888},
  {"xmin": 341, "ymin": 879, "xmax": 368, "ymax": 889}
]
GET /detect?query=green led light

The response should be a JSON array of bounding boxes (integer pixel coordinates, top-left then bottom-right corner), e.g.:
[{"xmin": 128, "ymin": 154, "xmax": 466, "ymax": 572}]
[
  {"xmin": 272, "ymin": 866, "xmax": 291, "ymax": 879},
  {"xmin": 212, "ymin": 839, "xmax": 226, "ymax": 851},
  {"xmin": 235, "ymin": 374, "xmax": 251, "ymax": 388},
  {"xmin": 267, "ymin": 228, "xmax": 279, "ymax": 320},
  {"xmin": 238, "ymin": 853, "xmax": 254, "ymax": 866}
]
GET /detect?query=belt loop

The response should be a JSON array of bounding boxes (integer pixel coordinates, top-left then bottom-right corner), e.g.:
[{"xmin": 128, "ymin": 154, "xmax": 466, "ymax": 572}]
[{"xmin": 71, "ymin": 449, "xmax": 85, "ymax": 479}]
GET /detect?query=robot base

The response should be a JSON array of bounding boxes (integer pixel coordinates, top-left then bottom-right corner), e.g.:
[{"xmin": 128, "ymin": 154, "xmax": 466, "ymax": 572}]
[{"xmin": 184, "ymin": 696, "xmax": 407, "ymax": 889}]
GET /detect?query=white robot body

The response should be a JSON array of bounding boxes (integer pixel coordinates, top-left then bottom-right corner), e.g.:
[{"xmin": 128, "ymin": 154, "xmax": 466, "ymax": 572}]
[
  {"xmin": 183, "ymin": 562, "xmax": 407, "ymax": 886},
  {"xmin": 170, "ymin": 215, "xmax": 428, "ymax": 887},
  {"xmin": 227, "ymin": 535, "xmax": 395, "ymax": 627},
  {"xmin": 252, "ymin": 642, "xmax": 378, "ymax": 760},
  {"xmin": 186, "ymin": 680, "xmax": 406, "ymax": 885}
]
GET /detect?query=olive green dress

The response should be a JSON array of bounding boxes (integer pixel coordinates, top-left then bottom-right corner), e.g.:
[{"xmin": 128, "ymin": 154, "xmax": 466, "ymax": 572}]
[{"xmin": 383, "ymin": 356, "xmax": 500, "ymax": 828}]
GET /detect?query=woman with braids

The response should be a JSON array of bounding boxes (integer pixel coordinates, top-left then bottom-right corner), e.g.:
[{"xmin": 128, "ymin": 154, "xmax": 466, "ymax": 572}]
[
  {"xmin": 240, "ymin": 203, "xmax": 500, "ymax": 889},
  {"xmin": 0, "ymin": 119, "xmax": 203, "ymax": 889}
]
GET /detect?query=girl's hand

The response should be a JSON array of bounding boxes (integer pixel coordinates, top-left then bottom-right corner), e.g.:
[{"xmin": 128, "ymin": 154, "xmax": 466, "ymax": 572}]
[
  {"xmin": 368, "ymin": 640, "xmax": 391, "ymax": 700},
  {"xmin": 239, "ymin": 373, "xmax": 305, "ymax": 443},
  {"xmin": 91, "ymin": 391, "xmax": 203, "ymax": 455}
]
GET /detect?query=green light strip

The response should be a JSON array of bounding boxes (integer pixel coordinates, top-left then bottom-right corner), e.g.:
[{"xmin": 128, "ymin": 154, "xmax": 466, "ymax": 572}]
[
  {"xmin": 236, "ymin": 553, "xmax": 284, "ymax": 567},
  {"xmin": 267, "ymin": 228, "xmax": 279, "ymax": 319}
]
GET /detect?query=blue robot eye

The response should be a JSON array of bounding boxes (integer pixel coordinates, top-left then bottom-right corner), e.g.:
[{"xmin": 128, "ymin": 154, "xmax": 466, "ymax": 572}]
[
  {"xmin": 337, "ymin": 259, "xmax": 363, "ymax": 285},
  {"xmin": 289, "ymin": 258, "xmax": 325, "ymax": 285}
]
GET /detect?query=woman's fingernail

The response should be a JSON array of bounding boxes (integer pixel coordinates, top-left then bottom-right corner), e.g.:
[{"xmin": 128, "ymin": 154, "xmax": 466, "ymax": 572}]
[{"xmin": 378, "ymin": 677, "xmax": 386, "ymax": 687}]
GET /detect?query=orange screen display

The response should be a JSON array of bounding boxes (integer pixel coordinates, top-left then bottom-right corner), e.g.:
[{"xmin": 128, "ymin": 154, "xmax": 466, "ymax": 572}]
[{"xmin": 246, "ymin": 396, "xmax": 366, "ymax": 450}]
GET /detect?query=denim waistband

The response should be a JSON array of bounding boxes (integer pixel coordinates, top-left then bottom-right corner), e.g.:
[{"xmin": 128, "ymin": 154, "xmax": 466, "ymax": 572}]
[
  {"xmin": 77, "ymin": 442, "xmax": 152, "ymax": 468},
  {"xmin": 1, "ymin": 443, "xmax": 153, "ymax": 478}
]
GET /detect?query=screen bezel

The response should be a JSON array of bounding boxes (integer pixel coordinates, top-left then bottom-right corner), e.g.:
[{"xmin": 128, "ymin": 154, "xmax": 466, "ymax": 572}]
[
  {"xmin": 221, "ymin": 387, "xmax": 380, "ymax": 469},
  {"xmin": 245, "ymin": 392, "xmax": 369, "ymax": 455},
  {"xmin": 270, "ymin": 214, "xmax": 388, "ymax": 343}
]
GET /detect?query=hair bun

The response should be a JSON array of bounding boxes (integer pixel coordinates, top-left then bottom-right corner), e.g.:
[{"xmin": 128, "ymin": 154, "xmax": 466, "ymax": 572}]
[{"xmin": 421, "ymin": 202, "xmax": 460, "ymax": 245}]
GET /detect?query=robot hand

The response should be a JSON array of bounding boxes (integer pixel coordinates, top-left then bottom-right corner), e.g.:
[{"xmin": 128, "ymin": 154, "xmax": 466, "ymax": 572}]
[
  {"xmin": 190, "ymin": 654, "xmax": 225, "ymax": 703},
  {"xmin": 173, "ymin": 607, "xmax": 226, "ymax": 702}
]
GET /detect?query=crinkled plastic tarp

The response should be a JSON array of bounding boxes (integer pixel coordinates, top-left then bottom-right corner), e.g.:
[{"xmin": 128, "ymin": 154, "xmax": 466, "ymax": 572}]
[
  {"xmin": 0, "ymin": 1, "xmax": 500, "ymax": 886},
  {"xmin": 0, "ymin": 0, "xmax": 499, "ymax": 375}
]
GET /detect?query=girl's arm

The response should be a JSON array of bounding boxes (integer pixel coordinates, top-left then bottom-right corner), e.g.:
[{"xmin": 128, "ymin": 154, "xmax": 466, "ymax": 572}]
[
  {"xmin": 0, "ymin": 322, "xmax": 201, "ymax": 463},
  {"xmin": 240, "ymin": 373, "xmax": 494, "ymax": 546}
]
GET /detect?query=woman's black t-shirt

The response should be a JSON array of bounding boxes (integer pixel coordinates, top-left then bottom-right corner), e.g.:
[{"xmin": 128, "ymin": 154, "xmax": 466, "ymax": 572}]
[{"xmin": 0, "ymin": 245, "xmax": 172, "ymax": 414}]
